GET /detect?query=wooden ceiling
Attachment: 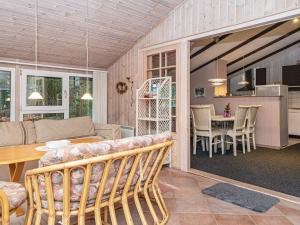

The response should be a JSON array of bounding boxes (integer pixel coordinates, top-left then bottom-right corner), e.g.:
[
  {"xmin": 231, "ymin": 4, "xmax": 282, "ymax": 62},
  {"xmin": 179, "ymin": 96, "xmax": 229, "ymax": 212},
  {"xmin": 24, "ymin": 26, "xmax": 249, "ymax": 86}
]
[
  {"xmin": 0, "ymin": 0, "xmax": 184, "ymax": 68},
  {"xmin": 190, "ymin": 19, "xmax": 300, "ymax": 74}
]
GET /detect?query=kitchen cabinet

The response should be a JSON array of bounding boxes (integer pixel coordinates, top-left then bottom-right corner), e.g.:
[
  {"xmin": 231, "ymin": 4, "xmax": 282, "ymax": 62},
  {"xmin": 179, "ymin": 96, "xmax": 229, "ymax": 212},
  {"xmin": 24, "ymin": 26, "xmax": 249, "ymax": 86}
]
[
  {"xmin": 282, "ymin": 65, "xmax": 300, "ymax": 86},
  {"xmin": 288, "ymin": 109, "xmax": 300, "ymax": 135}
]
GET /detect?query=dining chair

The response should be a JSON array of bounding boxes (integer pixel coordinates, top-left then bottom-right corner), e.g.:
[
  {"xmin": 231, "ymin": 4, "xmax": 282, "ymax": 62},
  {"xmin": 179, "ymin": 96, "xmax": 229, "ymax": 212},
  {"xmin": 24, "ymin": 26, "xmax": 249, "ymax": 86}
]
[
  {"xmin": 225, "ymin": 105, "xmax": 250, "ymax": 156},
  {"xmin": 245, "ymin": 105, "xmax": 261, "ymax": 152},
  {"xmin": 0, "ymin": 181, "xmax": 27, "ymax": 225},
  {"xmin": 191, "ymin": 105, "xmax": 224, "ymax": 158}
]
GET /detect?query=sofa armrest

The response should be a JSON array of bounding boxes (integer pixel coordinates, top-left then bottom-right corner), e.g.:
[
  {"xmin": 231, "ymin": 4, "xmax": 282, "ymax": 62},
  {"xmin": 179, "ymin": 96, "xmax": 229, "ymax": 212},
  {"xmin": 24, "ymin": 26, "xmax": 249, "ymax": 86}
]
[
  {"xmin": 0, "ymin": 189, "xmax": 10, "ymax": 224},
  {"xmin": 94, "ymin": 123, "xmax": 121, "ymax": 140}
]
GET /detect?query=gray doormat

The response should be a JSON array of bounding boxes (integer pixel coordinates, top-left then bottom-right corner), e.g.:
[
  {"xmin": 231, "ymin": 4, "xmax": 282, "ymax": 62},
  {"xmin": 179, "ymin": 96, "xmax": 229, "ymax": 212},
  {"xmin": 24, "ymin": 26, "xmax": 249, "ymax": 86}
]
[{"xmin": 202, "ymin": 183, "xmax": 280, "ymax": 212}]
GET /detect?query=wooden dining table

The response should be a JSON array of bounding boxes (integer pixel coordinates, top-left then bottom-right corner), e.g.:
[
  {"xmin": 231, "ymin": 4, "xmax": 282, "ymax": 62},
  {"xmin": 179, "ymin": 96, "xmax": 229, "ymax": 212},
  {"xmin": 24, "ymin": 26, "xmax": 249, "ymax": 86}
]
[{"xmin": 0, "ymin": 137, "xmax": 101, "ymax": 182}]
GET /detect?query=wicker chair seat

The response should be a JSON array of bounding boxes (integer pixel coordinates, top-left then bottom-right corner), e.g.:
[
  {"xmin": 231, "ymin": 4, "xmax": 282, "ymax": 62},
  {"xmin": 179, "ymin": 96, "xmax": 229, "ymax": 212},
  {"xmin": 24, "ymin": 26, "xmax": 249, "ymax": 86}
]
[{"xmin": 0, "ymin": 181, "xmax": 27, "ymax": 211}]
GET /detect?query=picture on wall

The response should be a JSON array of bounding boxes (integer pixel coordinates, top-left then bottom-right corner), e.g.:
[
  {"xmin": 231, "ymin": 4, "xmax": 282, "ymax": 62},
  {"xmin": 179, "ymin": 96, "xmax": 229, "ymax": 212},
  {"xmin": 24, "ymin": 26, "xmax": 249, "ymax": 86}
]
[{"xmin": 194, "ymin": 87, "xmax": 205, "ymax": 97}]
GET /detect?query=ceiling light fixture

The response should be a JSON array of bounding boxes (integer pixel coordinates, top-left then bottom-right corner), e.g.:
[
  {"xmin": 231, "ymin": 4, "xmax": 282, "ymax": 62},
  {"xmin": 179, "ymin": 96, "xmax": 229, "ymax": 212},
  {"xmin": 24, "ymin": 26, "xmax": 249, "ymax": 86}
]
[
  {"xmin": 293, "ymin": 17, "xmax": 299, "ymax": 23},
  {"xmin": 208, "ymin": 55, "xmax": 226, "ymax": 85},
  {"xmin": 28, "ymin": 0, "xmax": 43, "ymax": 100},
  {"xmin": 238, "ymin": 56, "xmax": 249, "ymax": 86},
  {"xmin": 81, "ymin": 0, "xmax": 93, "ymax": 101}
]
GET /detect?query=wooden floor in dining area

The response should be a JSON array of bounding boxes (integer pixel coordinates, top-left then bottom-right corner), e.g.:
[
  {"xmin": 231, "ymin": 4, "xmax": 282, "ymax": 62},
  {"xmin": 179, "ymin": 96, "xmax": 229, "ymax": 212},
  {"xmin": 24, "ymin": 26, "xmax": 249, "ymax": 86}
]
[{"xmin": 11, "ymin": 168, "xmax": 300, "ymax": 225}]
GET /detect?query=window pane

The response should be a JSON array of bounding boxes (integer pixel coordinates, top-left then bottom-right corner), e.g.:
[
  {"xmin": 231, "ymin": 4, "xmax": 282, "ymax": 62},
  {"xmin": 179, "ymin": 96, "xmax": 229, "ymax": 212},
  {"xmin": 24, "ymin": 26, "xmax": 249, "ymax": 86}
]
[
  {"xmin": 0, "ymin": 71, "xmax": 11, "ymax": 122},
  {"xmin": 69, "ymin": 76, "xmax": 93, "ymax": 118},
  {"xmin": 26, "ymin": 75, "xmax": 62, "ymax": 106},
  {"xmin": 167, "ymin": 50, "xmax": 176, "ymax": 66},
  {"xmin": 147, "ymin": 54, "xmax": 160, "ymax": 69},
  {"xmin": 23, "ymin": 113, "xmax": 64, "ymax": 121}
]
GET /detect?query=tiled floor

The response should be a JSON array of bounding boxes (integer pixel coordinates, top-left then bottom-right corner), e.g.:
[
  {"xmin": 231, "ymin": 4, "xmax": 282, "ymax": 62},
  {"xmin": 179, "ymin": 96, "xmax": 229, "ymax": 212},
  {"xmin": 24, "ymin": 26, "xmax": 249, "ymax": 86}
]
[
  {"xmin": 159, "ymin": 169, "xmax": 300, "ymax": 225},
  {"xmin": 11, "ymin": 168, "xmax": 300, "ymax": 225}
]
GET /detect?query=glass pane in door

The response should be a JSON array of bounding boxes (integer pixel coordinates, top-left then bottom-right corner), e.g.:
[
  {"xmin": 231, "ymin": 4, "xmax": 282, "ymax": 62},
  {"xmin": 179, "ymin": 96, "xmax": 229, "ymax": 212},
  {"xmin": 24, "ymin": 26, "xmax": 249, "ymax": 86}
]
[
  {"xmin": 69, "ymin": 76, "xmax": 93, "ymax": 118},
  {"xmin": 167, "ymin": 50, "xmax": 176, "ymax": 66},
  {"xmin": 26, "ymin": 75, "xmax": 62, "ymax": 106},
  {"xmin": 0, "ymin": 71, "xmax": 11, "ymax": 122},
  {"xmin": 23, "ymin": 113, "xmax": 64, "ymax": 121}
]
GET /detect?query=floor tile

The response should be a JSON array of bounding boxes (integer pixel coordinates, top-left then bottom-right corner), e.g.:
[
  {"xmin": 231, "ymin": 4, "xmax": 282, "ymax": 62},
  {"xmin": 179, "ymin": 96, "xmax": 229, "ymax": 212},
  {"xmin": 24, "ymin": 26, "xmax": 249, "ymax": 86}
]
[
  {"xmin": 250, "ymin": 215, "xmax": 294, "ymax": 225},
  {"xmin": 286, "ymin": 216, "xmax": 300, "ymax": 225},
  {"xmin": 214, "ymin": 214, "xmax": 255, "ymax": 225},
  {"xmin": 178, "ymin": 213, "xmax": 217, "ymax": 225}
]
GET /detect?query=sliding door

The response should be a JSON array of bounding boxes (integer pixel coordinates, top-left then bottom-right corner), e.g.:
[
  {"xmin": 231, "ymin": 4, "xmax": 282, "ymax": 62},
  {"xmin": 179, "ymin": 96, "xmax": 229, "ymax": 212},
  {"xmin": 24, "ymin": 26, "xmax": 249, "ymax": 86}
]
[{"xmin": 0, "ymin": 68, "xmax": 15, "ymax": 122}]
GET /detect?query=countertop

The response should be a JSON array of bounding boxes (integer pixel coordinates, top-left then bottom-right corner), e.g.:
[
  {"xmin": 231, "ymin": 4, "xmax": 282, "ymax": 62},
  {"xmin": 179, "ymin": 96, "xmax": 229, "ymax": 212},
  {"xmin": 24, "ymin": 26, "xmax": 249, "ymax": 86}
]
[{"xmin": 214, "ymin": 95, "xmax": 283, "ymax": 98}]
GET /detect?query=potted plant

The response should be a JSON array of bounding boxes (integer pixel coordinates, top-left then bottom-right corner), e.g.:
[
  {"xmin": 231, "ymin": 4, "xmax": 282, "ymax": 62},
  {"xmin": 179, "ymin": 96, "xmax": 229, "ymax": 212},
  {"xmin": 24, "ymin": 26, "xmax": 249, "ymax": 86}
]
[{"xmin": 224, "ymin": 103, "xmax": 231, "ymax": 117}]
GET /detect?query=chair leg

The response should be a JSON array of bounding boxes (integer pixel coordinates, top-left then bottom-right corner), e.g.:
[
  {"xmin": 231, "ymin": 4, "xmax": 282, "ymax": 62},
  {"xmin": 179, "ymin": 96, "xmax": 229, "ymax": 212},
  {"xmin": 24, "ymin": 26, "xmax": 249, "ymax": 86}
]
[
  {"xmin": 193, "ymin": 134, "xmax": 197, "ymax": 155},
  {"xmin": 214, "ymin": 137, "xmax": 217, "ymax": 153},
  {"xmin": 242, "ymin": 135, "xmax": 245, "ymax": 154},
  {"xmin": 205, "ymin": 138, "xmax": 209, "ymax": 152},
  {"xmin": 209, "ymin": 137, "xmax": 213, "ymax": 158},
  {"xmin": 25, "ymin": 207, "xmax": 35, "ymax": 225},
  {"xmin": 201, "ymin": 137, "xmax": 205, "ymax": 152},
  {"xmin": 246, "ymin": 133, "xmax": 251, "ymax": 152},
  {"xmin": 221, "ymin": 135, "xmax": 225, "ymax": 155},
  {"xmin": 252, "ymin": 133, "xmax": 256, "ymax": 149},
  {"xmin": 233, "ymin": 136, "xmax": 237, "ymax": 156},
  {"xmin": 34, "ymin": 212, "xmax": 42, "ymax": 225}
]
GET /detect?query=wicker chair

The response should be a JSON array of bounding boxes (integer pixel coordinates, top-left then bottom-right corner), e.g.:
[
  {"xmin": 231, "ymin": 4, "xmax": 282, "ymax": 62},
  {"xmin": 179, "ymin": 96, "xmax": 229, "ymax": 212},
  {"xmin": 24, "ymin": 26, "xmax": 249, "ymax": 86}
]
[
  {"xmin": 25, "ymin": 133, "xmax": 173, "ymax": 225},
  {"xmin": 0, "ymin": 181, "xmax": 27, "ymax": 225}
]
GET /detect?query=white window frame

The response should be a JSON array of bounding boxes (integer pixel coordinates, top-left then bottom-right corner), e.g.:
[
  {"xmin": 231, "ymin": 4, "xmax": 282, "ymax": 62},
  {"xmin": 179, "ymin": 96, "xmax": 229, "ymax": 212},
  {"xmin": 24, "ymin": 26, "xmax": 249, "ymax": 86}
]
[
  {"xmin": 20, "ymin": 69, "xmax": 93, "ymax": 121},
  {"xmin": 0, "ymin": 67, "xmax": 16, "ymax": 121}
]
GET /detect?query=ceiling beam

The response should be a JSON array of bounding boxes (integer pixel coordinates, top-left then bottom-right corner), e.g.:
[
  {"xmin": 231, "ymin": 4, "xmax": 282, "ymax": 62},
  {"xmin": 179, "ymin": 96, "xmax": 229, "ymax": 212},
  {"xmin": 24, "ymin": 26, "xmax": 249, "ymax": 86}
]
[
  {"xmin": 228, "ymin": 26, "xmax": 300, "ymax": 66},
  {"xmin": 190, "ymin": 33, "xmax": 231, "ymax": 59},
  {"xmin": 227, "ymin": 40, "xmax": 300, "ymax": 76},
  {"xmin": 190, "ymin": 21, "xmax": 286, "ymax": 74}
]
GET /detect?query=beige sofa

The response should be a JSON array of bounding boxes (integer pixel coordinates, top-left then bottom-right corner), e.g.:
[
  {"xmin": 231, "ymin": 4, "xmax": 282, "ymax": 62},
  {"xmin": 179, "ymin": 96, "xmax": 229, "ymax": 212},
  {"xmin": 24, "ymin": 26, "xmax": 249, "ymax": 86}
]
[{"xmin": 0, "ymin": 116, "xmax": 121, "ymax": 180}]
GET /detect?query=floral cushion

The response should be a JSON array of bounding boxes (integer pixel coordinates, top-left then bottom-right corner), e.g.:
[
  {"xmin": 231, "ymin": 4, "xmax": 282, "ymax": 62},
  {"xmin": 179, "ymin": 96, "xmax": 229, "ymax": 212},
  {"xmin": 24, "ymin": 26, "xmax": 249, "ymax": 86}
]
[
  {"xmin": 37, "ymin": 132, "xmax": 172, "ymax": 210},
  {"xmin": 0, "ymin": 181, "xmax": 27, "ymax": 210}
]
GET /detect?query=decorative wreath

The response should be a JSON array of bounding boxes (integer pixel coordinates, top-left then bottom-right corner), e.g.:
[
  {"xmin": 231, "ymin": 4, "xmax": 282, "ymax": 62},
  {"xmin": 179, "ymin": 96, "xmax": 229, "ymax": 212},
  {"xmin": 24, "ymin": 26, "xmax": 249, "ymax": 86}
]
[{"xmin": 116, "ymin": 81, "xmax": 128, "ymax": 94}]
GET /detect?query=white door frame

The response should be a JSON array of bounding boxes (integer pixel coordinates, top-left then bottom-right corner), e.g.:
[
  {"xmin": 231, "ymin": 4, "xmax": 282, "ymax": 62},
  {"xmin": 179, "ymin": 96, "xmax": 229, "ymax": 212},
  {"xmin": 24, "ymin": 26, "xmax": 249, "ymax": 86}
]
[{"xmin": 139, "ymin": 9, "xmax": 300, "ymax": 172}]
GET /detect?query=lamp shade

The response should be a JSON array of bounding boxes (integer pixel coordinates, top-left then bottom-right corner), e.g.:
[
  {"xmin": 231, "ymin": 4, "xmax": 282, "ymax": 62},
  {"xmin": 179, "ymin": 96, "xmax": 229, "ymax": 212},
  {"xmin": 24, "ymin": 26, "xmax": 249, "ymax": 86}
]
[
  {"xmin": 208, "ymin": 78, "xmax": 226, "ymax": 83},
  {"xmin": 81, "ymin": 92, "xmax": 93, "ymax": 100},
  {"xmin": 238, "ymin": 80, "xmax": 249, "ymax": 85},
  {"xmin": 28, "ymin": 91, "xmax": 43, "ymax": 100},
  {"xmin": 210, "ymin": 81, "xmax": 224, "ymax": 86}
]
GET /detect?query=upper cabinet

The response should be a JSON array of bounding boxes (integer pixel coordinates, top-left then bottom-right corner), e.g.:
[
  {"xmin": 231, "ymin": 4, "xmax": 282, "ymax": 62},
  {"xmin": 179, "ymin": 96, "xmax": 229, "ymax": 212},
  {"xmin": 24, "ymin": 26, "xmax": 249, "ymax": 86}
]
[{"xmin": 282, "ymin": 65, "xmax": 300, "ymax": 86}]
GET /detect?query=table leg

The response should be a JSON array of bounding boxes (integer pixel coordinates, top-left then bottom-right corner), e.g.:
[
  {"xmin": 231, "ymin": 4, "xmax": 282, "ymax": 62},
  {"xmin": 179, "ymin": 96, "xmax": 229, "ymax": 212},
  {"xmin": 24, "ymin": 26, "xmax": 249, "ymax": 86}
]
[
  {"xmin": 8, "ymin": 162, "xmax": 25, "ymax": 182},
  {"xmin": 8, "ymin": 163, "xmax": 25, "ymax": 216}
]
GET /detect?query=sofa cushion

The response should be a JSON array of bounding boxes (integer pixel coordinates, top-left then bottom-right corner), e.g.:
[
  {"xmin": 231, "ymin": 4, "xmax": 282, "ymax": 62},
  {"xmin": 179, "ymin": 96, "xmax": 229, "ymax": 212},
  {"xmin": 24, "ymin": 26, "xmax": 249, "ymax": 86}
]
[
  {"xmin": 34, "ymin": 116, "xmax": 96, "ymax": 143},
  {"xmin": 22, "ymin": 121, "xmax": 37, "ymax": 144},
  {"xmin": 0, "ymin": 122, "xmax": 25, "ymax": 147}
]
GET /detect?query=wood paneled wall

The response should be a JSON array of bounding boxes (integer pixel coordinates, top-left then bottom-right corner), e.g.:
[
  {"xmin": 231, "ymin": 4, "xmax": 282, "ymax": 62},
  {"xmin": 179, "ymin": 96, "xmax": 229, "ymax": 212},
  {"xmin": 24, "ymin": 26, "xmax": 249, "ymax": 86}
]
[{"xmin": 108, "ymin": 0, "xmax": 300, "ymax": 126}]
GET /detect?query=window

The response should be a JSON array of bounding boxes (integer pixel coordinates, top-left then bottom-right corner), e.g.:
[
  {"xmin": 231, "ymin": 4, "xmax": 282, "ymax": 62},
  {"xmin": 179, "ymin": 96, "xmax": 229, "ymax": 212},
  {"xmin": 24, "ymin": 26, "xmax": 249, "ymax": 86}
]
[
  {"xmin": 147, "ymin": 50, "xmax": 177, "ymax": 131},
  {"xmin": 0, "ymin": 69, "xmax": 15, "ymax": 122},
  {"xmin": 21, "ymin": 69, "xmax": 93, "ymax": 121},
  {"xmin": 23, "ymin": 113, "xmax": 64, "ymax": 121},
  {"xmin": 26, "ymin": 75, "xmax": 62, "ymax": 107},
  {"xmin": 69, "ymin": 76, "xmax": 93, "ymax": 118}
]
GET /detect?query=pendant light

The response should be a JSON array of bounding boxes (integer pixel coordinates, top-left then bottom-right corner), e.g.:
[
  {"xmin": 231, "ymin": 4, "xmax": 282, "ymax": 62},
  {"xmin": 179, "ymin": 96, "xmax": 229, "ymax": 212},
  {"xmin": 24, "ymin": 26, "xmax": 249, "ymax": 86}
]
[
  {"xmin": 28, "ymin": 0, "xmax": 43, "ymax": 100},
  {"xmin": 238, "ymin": 56, "xmax": 249, "ymax": 86},
  {"xmin": 81, "ymin": 0, "xmax": 93, "ymax": 100},
  {"xmin": 208, "ymin": 57, "xmax": 226, "ymax": 85}
]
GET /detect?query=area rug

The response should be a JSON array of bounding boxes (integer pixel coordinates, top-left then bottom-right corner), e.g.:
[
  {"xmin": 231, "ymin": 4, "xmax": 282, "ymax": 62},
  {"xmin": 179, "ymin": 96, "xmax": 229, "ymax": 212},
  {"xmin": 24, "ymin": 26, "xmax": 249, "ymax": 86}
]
[{"xmin": 202, "ymin": 183, "xmax": 280, "ymax": 212}]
